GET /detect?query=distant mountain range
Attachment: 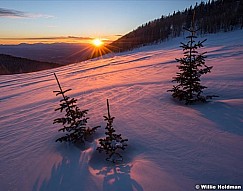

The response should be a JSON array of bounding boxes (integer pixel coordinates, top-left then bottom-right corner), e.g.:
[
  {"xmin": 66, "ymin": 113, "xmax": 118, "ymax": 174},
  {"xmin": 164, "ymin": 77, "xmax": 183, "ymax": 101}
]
[
  {"xmin": 0, "ymin": 43, "xmax": 95, "ymax": 65},
  {"xmin": 0, "ymin": 54, "xmax": 61, "ymax": 75}
]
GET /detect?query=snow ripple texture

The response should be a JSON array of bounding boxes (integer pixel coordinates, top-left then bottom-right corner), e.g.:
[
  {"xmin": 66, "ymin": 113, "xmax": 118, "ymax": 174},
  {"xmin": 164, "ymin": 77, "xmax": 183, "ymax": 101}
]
[{"xmin": 0, "ymin": 30, "xmax": 243, "ymax": 191}]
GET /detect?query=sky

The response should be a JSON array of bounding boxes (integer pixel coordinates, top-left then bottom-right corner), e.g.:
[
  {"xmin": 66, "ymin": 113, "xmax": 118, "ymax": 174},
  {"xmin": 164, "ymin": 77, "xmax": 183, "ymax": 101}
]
[{"xmin": 0, "ymin": 0, "xmax": 205, "ymax": 45}]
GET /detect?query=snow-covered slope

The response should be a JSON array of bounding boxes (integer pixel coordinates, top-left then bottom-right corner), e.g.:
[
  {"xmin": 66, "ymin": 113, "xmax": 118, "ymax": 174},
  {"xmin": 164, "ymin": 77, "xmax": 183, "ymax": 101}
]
[{"xmin": 0, "ymin": 30, "xmax": 243, "ymax": 191}]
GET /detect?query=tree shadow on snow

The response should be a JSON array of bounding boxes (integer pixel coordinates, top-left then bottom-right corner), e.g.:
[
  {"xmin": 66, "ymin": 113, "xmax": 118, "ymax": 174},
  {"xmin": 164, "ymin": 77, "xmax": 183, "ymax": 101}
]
[
  {"xmin": 193, "ymin": 100, "xmax": 243, "ymax": 136},
  {"xmin": 32, "ymin": 144, "xmax": 95, "ymax": 191},
  {"xmin": 32, "ymin": 142, "xmax": 143, "ymax": 191},
  {"xmin": 88, "ymin": 146, "xmax": 144, "ymax": 191},
  {"xmin": 96, "ymin": 164, "xmax": 143, "ymax": 191}
]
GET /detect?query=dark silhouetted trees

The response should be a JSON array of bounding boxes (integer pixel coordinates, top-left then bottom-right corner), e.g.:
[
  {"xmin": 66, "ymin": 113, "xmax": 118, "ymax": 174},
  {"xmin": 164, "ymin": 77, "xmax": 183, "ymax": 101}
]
[{"xmin": 110, "ymin": 0, "xmax": 243, "ymax": 52}]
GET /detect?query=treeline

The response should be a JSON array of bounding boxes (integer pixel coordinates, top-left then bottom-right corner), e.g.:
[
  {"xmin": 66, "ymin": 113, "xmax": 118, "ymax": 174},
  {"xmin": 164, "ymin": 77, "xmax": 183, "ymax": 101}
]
[
  {"xmin": 109, "ymin": 0, "xmax": 243, "ymax": 52},
  {"xmin": 0, "ymin": 54, "xmax": 61, "ymax": 75}
]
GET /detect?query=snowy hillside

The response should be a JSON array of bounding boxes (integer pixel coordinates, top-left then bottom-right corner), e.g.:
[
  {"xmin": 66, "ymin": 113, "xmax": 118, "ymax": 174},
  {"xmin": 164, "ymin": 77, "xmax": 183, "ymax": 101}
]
[{"xmin": 0, "ymin": 30, "xmax": 243, "ymax": 191}]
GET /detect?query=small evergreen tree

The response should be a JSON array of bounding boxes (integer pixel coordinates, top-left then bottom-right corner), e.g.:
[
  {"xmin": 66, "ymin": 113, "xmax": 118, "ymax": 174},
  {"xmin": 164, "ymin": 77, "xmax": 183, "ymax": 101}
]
[
  {"xmin": 97, "ymin": 99, "xmax": 128, "ymax": 163},
  {"xmin": 53, "ymin": 73, "xmax": 99, "ymax": 143},
  {"xmin": 168, "ymin": 25, "xmax": 214, "ymax": 104}
]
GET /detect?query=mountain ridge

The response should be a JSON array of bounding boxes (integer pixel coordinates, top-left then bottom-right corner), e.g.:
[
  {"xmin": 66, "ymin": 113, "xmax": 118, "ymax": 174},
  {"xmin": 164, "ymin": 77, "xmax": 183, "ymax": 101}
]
[
  {"xmin": 109, "ymin": 0, "xmax": 243, "ymax": 52},
  {"xmin": 0, "ymin": 54, "xmax": 61, "ymax": 75}
]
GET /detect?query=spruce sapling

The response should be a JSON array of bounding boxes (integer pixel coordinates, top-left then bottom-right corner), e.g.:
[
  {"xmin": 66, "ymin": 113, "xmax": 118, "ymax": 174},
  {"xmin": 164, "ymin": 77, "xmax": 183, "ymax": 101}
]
[
  {"xmin": 97, "ymin": 99, "xmax": 128, "ymax": 163},
  {"xmin": 53, "ymin": 73, "xmax": 99, "ymax": 143},
  {"xmin": 168, "ymin": 15, "xmax": 216, "ymax": 104}
]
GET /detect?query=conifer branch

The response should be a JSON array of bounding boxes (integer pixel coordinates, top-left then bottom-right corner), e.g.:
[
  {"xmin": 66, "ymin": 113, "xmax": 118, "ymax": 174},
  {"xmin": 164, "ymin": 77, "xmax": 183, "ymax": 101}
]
[{"xmin": 107, "ymin": 99, "xmax": 111, "ymax": 119}]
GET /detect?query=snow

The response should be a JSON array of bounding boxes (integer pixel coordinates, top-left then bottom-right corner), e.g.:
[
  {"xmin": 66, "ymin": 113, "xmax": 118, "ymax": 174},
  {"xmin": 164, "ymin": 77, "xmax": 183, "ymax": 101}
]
[{"xmin": 0, "ymin": 29, "xmax": 243, "ymax": 191}]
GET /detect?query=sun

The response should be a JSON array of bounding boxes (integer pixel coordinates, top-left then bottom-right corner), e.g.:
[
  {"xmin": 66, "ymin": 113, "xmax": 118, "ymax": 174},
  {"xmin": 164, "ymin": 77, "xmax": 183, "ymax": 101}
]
[
  {"xmin": 89, "ymin": 38, "xmax": 112, "ymax": 58},
  {"xmin": 92, "ymin": 38, "xmax": 103, "ymax": 47}
]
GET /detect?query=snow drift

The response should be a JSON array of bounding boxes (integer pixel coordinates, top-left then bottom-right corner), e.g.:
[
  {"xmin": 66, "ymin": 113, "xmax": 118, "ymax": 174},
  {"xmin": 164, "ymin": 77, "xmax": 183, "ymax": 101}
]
[{"xmin": 0, "ymin": 30, "xmax": 243, "ymax": 191}]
